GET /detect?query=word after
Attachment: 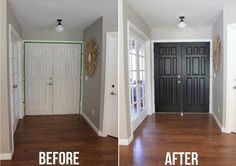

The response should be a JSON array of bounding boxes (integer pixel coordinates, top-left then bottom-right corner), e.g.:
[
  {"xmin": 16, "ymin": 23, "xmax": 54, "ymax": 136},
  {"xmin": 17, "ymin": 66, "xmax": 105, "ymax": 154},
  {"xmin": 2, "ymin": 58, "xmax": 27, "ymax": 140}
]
[
  {"xmin": 39, "ymin": 152, "xmax": 79, "ymax": 165},
  {"xmin": 165, "ymin": 152, "xmax": 198, "ymax": 165}
]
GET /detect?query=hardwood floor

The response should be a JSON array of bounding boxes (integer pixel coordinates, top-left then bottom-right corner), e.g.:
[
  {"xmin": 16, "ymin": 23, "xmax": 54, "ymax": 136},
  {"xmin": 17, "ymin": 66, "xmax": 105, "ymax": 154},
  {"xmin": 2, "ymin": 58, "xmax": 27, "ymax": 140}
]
[
  {"xmin": 1, "ymin": 115, "xmax": 118, "ymax": 166},
  {"xmin": 120, "ymin": 114, "xmax": 236, "ymax": 166}
]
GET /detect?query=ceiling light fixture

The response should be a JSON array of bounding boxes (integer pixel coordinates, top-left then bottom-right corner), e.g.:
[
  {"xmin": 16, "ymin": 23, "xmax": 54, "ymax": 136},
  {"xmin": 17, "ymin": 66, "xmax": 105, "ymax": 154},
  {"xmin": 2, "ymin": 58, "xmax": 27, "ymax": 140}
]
[
  {"xmin": 55, "ymin": 19, "xmax": 64, "ymax": 32},
  {"xmin": 177, "ymin": 16, "xmax": 187, "ymax": 29}
]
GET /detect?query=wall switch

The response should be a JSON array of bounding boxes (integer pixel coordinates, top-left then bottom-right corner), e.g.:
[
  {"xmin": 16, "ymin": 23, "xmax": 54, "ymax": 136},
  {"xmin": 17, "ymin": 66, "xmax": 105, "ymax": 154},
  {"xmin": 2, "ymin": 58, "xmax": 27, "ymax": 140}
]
[
  {"xmin": 218, "ymin": 106, "xmax": 220, "ymax": 113},
  {"xmin": 92, "ymin": 110, "xmax": 95, "ymax": 116}
]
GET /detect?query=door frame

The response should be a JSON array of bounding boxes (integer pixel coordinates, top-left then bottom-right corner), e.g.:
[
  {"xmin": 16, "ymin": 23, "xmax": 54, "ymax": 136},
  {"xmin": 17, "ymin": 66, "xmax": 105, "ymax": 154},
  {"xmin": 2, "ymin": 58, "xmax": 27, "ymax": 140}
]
[
  {"xmin": 23, "ymin": 40, "xmax": 83, "ymax": 116},
  {"xmin": 225, "ymin": 23, "xmax": 236, "ymax": 133},
  {"xmin": 102, "ymin": 31, "xmax": 118, "ymax": 137},
  {"xmin": 127, "ymin": 21, "xmax": 152, "ymax": 135},
  {"xmin": 151, "ymin": 39, "xmax": 213, "ymax": 114},
  {"xmin": 8, "ymin": 24, "xmax": 23, "ymax": 155}
]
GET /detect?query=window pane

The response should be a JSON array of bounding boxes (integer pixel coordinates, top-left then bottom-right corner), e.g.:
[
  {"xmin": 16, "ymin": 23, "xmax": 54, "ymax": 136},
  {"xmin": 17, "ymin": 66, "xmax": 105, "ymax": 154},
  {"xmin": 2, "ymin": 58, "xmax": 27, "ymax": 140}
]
[
  {"xmin": 130, "ymin": 88, "xmax": 133, "ymax": 104},
  {"xmin": 132, "ymin": 103, "xmax": 138, "ymax": 119},
  {"xmin": 139, "ymin": 57, "xmax": 145, "ymax": 70},
  {"xmin": 131, "ymin": 54, "xmax": 137, "ymax": 70},
  {"xmin": 141, "ymin": 98, "xmax": 146, "ymax": 112},
  {"xmin": 133, "ymin": 86, "xmax": 137, "ymax": 103},
  {"xmin": 140, "ymin": 71, "xmax": 145, "ymax": 84},
  {"xmin": 131, "ymin": 40, "xmax": 136, "ymax": 54}
]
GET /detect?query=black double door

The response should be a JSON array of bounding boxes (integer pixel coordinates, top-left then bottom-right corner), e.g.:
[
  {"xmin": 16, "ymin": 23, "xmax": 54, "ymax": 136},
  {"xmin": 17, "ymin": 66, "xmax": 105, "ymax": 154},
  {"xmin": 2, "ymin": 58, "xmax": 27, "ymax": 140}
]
[{"xmin": 154, "ymin": 42, "xmax": 210, "ymax": 113}]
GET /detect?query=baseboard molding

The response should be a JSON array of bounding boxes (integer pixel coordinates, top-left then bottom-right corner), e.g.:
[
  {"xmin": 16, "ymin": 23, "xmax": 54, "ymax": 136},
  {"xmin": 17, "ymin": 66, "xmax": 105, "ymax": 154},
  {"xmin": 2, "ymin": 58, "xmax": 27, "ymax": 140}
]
[
  {"xmin": 80, "ymin": 111, "xmax": 104, "ymax": 136},
  {"xmin": 98, "ymin": 131, "xmax": 106, "ymax": 137},
  {"xmin": 119, "ymin": 134, "xmax": 134, "ymax": 145},
  {"xmin": 0, "ymin": 150, "xmax": 13, "ymax": 160},
  {"xmin": 212, "ymin": 112, "xmax": 222, "ymax": 129},
  {"xmin": 211, "ymin": 112, "xmax": 230, "ymax": 133}
]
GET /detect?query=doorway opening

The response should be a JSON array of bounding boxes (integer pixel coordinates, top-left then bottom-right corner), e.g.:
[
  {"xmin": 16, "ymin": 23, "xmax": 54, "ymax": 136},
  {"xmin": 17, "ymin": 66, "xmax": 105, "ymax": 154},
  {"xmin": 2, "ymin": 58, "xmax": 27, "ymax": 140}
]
[
  {"xmin": 103, "ymin": 32, "xmax": 118, "ymax": 138},
  {"xmin": 127, "ymin": 21, "xmax": 152, "ymax": 133},
  {"xmin": 24, "ymin": 41, "xmax": 83, "ymax": 115},
  {"xmin": 153, "ymin": 41, "xmax": 211, "ymax": 114},
  {"xmin": 8, "ymin": 24, "xmax": 23, "ymax": 152}
]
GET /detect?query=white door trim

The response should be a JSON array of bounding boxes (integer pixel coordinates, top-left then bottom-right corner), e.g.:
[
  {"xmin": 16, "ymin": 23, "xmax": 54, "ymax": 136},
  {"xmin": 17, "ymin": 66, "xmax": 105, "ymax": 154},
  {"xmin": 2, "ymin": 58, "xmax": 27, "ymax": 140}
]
[
  {"xmin": 151, "ymin": 39, "xmax": 213, "ymax": 114},
  {"xmin": 102, "ymin": 31, "xmax": 118, "ymax": 137},
  {"xmin": 8, "ymin": 24, "xmax": 23, "ymax": 156},
  {"xmin": 225, "ymin": 24, "xmax": 236, "ymax": 133},
  {"xmin": 127, "ymin": 20, "xmax": 152, "ymax": 142}
]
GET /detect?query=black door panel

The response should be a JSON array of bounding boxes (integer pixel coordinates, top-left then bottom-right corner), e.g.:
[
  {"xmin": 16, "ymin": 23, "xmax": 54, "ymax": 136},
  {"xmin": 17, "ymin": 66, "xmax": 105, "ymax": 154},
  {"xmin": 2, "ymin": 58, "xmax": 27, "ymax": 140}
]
[{"xmin": 154, "ymin": 42, "xmax": 210, "ymax": 113}]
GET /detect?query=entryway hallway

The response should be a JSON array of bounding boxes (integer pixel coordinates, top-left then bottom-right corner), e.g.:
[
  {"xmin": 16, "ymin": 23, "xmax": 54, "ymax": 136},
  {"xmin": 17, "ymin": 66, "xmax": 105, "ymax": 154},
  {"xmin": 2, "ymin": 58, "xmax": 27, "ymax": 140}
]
[
  {"xmin": 1, "ymin": 115, "xmax": 118, "ymax": 166},
  {"xmin": 120, "ymin": 114, "xmax": 236, "ymax": 166}
]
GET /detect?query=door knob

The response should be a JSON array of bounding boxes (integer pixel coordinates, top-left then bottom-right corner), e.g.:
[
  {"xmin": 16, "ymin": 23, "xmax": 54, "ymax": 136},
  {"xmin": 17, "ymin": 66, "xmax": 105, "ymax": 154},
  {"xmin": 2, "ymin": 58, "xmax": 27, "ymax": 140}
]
[
  {"xmin": 47, "ymin": 83, "xmax": 53, "ymax": 86},
  {"xmin": 110, "ymin": 91, "xmax": 117, "ymax": 95},
  {"xmin": 13, "ymin": 84, "xmax": 17, "ymax": 88},
  {"xmin": 177, "ymin": 80, "xmax": 181, "ymax": 84},
  {"xmin": 178, "ymin": 75, "xmax": 181, "ymax": 78}
]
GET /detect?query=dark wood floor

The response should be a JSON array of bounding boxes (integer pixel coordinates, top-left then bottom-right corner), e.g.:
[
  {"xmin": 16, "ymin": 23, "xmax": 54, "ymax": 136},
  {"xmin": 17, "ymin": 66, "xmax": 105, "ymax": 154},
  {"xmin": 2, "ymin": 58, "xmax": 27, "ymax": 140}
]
[
  {"xmin": 1, "ymin": 115, "xmax": 118, "ymax": 166},
  {"xmin": 120, "ymin": 114, "xmax": 236, "ymax": 166}
]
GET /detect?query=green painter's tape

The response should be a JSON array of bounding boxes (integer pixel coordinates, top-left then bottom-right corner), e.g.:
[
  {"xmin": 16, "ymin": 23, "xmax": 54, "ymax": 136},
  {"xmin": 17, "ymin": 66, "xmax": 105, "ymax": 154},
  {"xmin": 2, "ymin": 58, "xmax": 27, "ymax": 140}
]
[{"xmin": 23, "ymin": 41, "xmax": 83, "ymax": 115}]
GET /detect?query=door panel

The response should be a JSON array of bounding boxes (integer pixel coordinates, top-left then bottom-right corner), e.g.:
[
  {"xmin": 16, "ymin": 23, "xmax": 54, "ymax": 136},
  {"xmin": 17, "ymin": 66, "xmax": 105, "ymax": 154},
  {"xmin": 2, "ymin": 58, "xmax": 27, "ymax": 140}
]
[
  {"xmin": 182, "ymin": 43, "xmax": 210, "ymax": 112},
  {"xmin": 10, "ymin": 40, "xmax": 20, "ymax": 132},
  {"xmin": 154, "ymin": 43, "xmax": 182, "ymax": 112},
  {"xmin": 106, "ymin": 33, "xmax": 118, "ymax": 137},
  {"xmin": 129, "ymin": 37, "xmax": 147, "ymax": 131},
  {"xmin": 53, "ymin": 45, "xmax": 81, "ymax": 114},
  {"xmin": 25, "ymin": 44, "xmax": 53, "ymax": 115},
  {"xmin": 154, "ymin": 42, "xmax": 210, "ymax": 113}
]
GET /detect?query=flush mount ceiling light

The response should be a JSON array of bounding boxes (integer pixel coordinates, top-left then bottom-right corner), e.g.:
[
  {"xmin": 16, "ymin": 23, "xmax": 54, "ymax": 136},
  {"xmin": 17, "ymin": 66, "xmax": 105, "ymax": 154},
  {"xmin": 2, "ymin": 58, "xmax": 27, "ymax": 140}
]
[
  {"xmin": 55, "ymin": 19, "xmax": 64, "ymax": 32},
  {"xmin": 177, "ymin": 16, "xmax": 187, "ymax": 29}
]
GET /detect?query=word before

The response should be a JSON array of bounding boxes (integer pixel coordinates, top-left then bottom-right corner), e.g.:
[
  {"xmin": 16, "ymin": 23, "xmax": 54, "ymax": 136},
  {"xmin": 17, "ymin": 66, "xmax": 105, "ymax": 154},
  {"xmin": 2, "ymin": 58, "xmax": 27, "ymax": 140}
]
[
  {"xmin": 39, "ymin": 152, "xmax": 79, "ymax": 165},
  {"xmin": 165, "ymin": 152, "xmax": 198, "ymax": 165}
]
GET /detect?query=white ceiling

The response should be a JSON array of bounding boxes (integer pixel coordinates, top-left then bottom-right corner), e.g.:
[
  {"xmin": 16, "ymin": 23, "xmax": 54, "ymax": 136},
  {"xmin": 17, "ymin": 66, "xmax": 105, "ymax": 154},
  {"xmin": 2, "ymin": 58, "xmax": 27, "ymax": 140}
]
[
  {"xmin": 126, "ymin": 0, "xmax": 236, "ymax": 28},
  {"xmin": 8, "ymin": 0, "xmax": 117, "ymax": 29}
]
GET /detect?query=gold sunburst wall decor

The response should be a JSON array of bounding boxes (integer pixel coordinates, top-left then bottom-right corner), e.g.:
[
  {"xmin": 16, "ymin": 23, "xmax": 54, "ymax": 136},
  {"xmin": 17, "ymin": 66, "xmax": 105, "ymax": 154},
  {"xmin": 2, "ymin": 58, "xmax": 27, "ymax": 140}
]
[
  {"xmin": 84, "ymin": 39, "xmax": 99, "ymax": 76},
  {"xmin": 213, "ymin": 35, "xmax": 222, "ymax": 73}
]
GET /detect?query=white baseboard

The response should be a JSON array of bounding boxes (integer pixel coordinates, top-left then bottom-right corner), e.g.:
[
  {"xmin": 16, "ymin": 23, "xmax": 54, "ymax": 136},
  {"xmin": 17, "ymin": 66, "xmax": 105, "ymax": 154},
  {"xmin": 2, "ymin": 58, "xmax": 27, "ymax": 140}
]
[
  {"xmin": 119, "ymin": 134, "xmax": 133, "ymax": 145},
  {"xmin": 0, "ymin": 150, "xmax": 13, "ymax": 160},
  {"xmin": 211, "ymin": 112, "xmax": 230, "ymax": 133},
  {"xmin": 98, "ymin": 131, "xmax": 106, "ymax": 137},
  {"xmin": 80, "ymin": 111, "xmax": 103, "ymax": 136},
  {"xmin": 212, "ymin": 112, "xmax": 222, "ymax": 129}
]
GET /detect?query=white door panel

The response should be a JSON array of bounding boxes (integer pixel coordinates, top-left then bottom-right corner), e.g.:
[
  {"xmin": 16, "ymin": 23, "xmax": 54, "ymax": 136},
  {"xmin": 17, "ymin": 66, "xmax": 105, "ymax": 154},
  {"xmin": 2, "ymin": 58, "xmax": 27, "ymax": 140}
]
[
  {"xmin": 25, "ymin": 43, "xmax": 81, "ymax": 115},
  {"xmin": 106, "ymin": 32, "xmax": 118, "ymax": 137},
  {"xmin": 53, "ymin": 45, "xmax": 80, "ymax": 114},
  {"xmin": 129, "ymin": 36, "xmax": 148, "ymax": 131},
  {"xmin": 26, "ymin": 44, "xmax": 53, "ymax": 115},
  {"xmin": 10, "ymin": 40, "xmax": 20, "ymax": 132}
]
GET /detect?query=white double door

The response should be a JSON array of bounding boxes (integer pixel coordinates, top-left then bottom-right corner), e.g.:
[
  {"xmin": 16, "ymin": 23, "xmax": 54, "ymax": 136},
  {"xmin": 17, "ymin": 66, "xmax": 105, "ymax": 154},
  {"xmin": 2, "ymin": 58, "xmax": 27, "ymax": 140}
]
[{"xmin": 25, "ymin": 43, "xmax": 81, "ymax": 115}]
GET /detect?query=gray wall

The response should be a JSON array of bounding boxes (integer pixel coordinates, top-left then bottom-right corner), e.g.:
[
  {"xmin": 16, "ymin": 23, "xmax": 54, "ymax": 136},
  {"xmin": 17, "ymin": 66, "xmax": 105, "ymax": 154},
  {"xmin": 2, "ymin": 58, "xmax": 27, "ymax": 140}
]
[
  {"xmin": 211, "ymin": 6, "xmax": 236, "ymax": 128},
  {"xmin": 99, "ymin": 14, "xmax": 118, "ymax": 129},
  {"xmin": 1, "ymin": 0, "xmax": 12, "ymax": 155},
  {"xmin": 151, "ymin": 27, "xmax": 212, "ymax": 40},
  {"xmin": 22, "ymin": 27, "xmax": 83, "ymax": 41},
  {"xmin": 83, "ymin": 17, "xmax": 103, "ymax": 129},
  {"xmin": 7, "ymin": 1, "xmax": 22, "ymax": 35},
  {"xmin": 119, "ymin": 0, "xmax": 151, "ymax": 140},
  {"xmin": 212, "ymin": 11, "xmax": 224, "ymax": 126},
  {"xmin": 83, "ymin": 15, "xmax": 118, "ymax": 131}
]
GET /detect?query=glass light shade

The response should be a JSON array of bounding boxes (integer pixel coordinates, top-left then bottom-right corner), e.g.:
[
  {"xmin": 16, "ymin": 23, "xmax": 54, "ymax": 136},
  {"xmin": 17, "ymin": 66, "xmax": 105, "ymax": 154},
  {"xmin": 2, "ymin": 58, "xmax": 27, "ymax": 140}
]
[
  {"xmin": 55, "ymin": 25, "xmax": 64, "ymax": 32},
  {"xmin": 178, "ymin": 21, "xmax": 187, "ymax": 29}
]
